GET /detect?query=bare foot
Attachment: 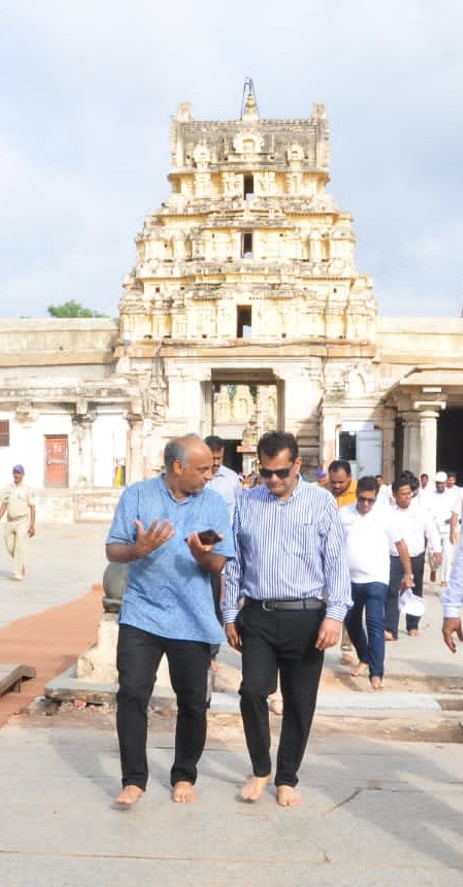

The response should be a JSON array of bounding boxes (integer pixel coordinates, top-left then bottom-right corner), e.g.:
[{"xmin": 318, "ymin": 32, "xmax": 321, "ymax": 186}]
[
  {"xmin": 370, "ymin": 676, "xmax": 383, "ymax": 691},
  {"xmin": 240, "ymin": 774, "xmax": 271, "ymax": 802},
  {"xmin": 407, "ymin": 629, "xmax": 420, "ymax": 637},
  {"xmin": 340, "ymin": 651, "xmax": 354, "ymax": 665},
  {"xmin": 115, "ymin": 785, "xmax": 145, "ymax": 807},
  {"xmin": 172, "ymin": 781, "xmax": 196, "ymax": 803},
  {"xmin": 276, "ymin": 785, "xmax": 303, "ymax": 807},
  {"xmin": 269, "ymin": 697, "xmax": 283, "ymax": 715},
  {"xmin": 350, "ymin": 662, "xmax": 369, "ymax": 677},
  {"xmin": 384, "ymin": 631, "xmax": 396, "ymax": 642}
]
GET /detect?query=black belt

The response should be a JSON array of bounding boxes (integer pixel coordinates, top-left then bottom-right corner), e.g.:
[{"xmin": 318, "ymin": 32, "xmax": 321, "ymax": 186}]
[{"xmin": 243, "ymin": 597, "xmax": 325, "ymax": 612}]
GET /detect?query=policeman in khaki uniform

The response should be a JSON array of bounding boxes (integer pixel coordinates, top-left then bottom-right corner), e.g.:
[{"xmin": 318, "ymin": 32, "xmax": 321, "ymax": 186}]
[{"xmin": 0, "ymin": 465, "xmax": 36, "ymax": 581}]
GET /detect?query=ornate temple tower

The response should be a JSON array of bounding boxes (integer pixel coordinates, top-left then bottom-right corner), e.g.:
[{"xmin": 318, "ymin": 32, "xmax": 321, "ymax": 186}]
[{"xmin": 118, "ymin": 83, "xmax": 382, "ymax": 476}]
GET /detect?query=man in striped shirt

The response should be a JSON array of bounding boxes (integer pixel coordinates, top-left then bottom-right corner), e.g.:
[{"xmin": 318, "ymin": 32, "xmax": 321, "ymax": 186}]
[{"xmin": 223, "ymin": 431, "xmax": 351, "ymax": 807}]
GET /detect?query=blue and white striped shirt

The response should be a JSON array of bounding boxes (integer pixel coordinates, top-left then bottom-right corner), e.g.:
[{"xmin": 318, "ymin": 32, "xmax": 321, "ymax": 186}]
[{"xmin": 223, "ymin": 477, "xmax": 352, "ymax": 622}]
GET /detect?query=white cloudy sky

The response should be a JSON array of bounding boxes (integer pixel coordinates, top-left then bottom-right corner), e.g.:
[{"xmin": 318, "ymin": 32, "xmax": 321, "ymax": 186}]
[{"xmin": 1, "ymin": 0, "xmax": 462, "ymax": 319}]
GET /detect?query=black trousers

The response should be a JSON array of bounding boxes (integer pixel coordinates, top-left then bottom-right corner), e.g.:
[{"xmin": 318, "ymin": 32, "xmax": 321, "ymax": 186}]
[
  {"xmin": 384, "ymin": 552, "xmax": 425, "ymax": 637},
  {"xmin": 116, "ymin": 624, "xmax": 211, "ymax": 790},
  {"xmin": 237, "ymin": 602, "xmax": 325, "ymax": 787}
]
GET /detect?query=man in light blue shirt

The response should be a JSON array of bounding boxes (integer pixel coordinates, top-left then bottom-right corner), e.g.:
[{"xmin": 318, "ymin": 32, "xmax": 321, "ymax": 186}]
[
  {"xmin": 204, "ymin": 435, "xmax": 241, "ymax": 661},
  {"xmin": 106, "ymin": 434, "xmax": 234, "ymax": 807},
  {"xmin": 204, "ymin": 435, "xmax": 241, "ymax": 521},
  {"xmin": 224, "ymin": 431, "xmax": 351, "ymax": 807}
]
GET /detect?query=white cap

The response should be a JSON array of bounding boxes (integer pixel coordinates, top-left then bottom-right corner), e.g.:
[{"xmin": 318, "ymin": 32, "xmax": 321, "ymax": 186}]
[{"xmin": 435, "ymin": 471, "xmax": 448, "ymax": 482}]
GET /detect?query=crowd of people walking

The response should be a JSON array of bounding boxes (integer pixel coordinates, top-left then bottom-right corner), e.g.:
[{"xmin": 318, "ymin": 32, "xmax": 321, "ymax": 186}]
[{"xmin": 105, "ymin": 431, "xmax": 462, "ymax": 809}]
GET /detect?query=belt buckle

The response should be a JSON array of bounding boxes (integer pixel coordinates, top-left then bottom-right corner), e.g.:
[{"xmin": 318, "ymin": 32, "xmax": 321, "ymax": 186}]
[{"xmin": 262, "ymin": 600, "xmax": 275, "ymax": 611}]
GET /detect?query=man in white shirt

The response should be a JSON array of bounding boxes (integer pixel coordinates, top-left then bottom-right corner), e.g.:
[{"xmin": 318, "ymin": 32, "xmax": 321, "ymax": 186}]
[
  {"xmin": 427, "ymin": 471, "xmax": 459, "ymax": 587},
  {"xmin": 446, "ymin": 471, "xmax": 462, "ymax": 538},
  {"xmin": 341, "ymin": 476, "xmax": 413, "ymax": 689},
  {"xmin": 419, "ymin": 472, "xmax": 430, "ymax": 493},
  {"xmin": 441, "ymin": 541, "xmax": 463, "ymax": 652},
  {"xmin": 446, "ymin": 472, "xmax": 463, "ymax": 507},
  {"xmin": 385, "ymin": 476, "xmax": 441, "ymax": 639}
]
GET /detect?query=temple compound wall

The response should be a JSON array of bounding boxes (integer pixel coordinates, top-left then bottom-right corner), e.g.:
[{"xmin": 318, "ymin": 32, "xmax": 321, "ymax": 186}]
[
  {"xmin": 1, "ymin": 90, "xmax": 463, "ymax": 521},
  {"xmin": 0, "ymin": 319, "xmax": 134, "ymax": 522}
]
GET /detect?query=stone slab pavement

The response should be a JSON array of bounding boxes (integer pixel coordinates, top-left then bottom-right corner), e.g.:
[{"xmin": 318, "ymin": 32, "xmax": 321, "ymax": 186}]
[
  {"xmin": 1, "ymin": 524, "xmax": 463, "ymax": 884},
  {"xmin": 0, "ymin": 718, "xmax": 463, "ymax": 886}
]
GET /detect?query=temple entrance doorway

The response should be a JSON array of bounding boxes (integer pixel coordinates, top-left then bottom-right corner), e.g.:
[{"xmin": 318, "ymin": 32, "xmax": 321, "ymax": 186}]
[
  {"xmin": 437, "ymin": 408, "xmax": 463, "ymax": 484},
  {"xmin": 209, "ymin": 369, "xmax": 282, "ymax": 475},
  {"xmin": 223, "ymin": 439, "xmax": 242, "ymax": 474}
]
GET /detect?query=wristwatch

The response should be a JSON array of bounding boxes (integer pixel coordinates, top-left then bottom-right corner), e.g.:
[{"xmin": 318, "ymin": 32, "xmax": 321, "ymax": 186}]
[{"xmin": 404, "ymin": 573, "xmax": 414, "ymax": 580}]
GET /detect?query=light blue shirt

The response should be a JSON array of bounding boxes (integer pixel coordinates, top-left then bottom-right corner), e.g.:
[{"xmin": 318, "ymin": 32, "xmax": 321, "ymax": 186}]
[
  {"xmin": 223, "ymin": 477, "xmax": 351, "ymax": 622},
  {"xmin": 441, "ymin": 540, "xmax": 463, "ymax": 617},
  {"xmin": 106, "ymin": 476, "xmax": 235, "ymax": 643},
  {"xmin": 208, "ymin": 464, "xmax": 241, "ymax": 523}
]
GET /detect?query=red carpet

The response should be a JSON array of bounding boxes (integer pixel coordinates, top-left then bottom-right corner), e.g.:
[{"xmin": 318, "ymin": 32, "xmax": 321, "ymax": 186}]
[{"xmin": 0, "ymin": 584, "xmax": 103, "ymax": 728}]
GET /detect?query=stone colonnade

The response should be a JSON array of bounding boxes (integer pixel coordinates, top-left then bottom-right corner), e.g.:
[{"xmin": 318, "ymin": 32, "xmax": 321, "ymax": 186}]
[{"xmin": 400, "ymin": 401, "xmax": 445, "ymax": 478}]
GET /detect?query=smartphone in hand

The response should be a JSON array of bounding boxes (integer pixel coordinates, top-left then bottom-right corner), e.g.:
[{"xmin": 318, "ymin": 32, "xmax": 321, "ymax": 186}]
[{"xmin": 198, "ymin": 529, "xmax": 221, "ymax": 545}]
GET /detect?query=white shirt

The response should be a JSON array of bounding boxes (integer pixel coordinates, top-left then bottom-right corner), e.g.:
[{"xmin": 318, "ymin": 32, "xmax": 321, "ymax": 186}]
[
  {"xmin": 441, "ymin": 540, "xmax": 463, "ymax": 617},
  {"xmin": 447, "ymin": 484, "xmax": 463, "ymax": 518},
  {"xmin": 340, "ymin": 502, "xmax": 403, "ymax": 585},
  {"xmin": 375, "ymin": 484, "xmax": 392, "ymax": 509},
  {"xmin": 389, "ymin": 498, "xmax": 441, "ymax": 557},
  {"xmin": 427, "ymin": 488, "xmax": 460, "ymax": 534},
  {"xmin": 417, "ymin": 485, "xmax": 433, "ymax": 507}
]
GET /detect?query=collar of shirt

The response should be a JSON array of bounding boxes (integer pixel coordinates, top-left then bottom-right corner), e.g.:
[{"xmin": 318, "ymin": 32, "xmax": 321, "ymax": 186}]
[
  {"xmin": 161, "ymin": 474, "xmax": 196, "ymax": 506},
  {"xmin": 263, "ymin": 473, "xmax": 303, "ymax": 503}
]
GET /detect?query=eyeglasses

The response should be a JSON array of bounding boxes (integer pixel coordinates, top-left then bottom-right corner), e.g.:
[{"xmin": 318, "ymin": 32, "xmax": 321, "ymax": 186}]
[
  {"xmin": 357, "ymin": 496, "xmax": 376, "ymax": 505},
  {"xmin": 259, "ymin": 467, "xmax": 292, "ymax": 479}
]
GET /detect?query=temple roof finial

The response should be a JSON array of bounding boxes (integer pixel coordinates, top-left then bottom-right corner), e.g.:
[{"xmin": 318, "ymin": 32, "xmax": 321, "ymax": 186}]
[{"xmin": 240, "ymin": 77, "xmax": 259, "ymax": 119}]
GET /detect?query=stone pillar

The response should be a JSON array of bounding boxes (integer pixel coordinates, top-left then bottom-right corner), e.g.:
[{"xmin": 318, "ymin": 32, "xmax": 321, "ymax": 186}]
[
  {"xmin": 401, "ymin": 411, "xmax": 421, "ymax": 476},
  {"xmin": 418, "ymin": 409, "xmax": 439, "ymax": 477},
  {"xmin": 71, "ymin": 407, "xmax": 95, "ymax": 487},
  {"xmin": 380, "ymin": 411, "xmax": 396, "ymax": 483},
  {"xmin": 126, "ymin": 414, "xmax": 144, "ymax": 483},
  {"xmin": 319, "ymin": 410, "xmax": 338, "ymax": 469},
  {"xmin": 275, "ymin": 364, "xmax": 322, "ymax": 467}
]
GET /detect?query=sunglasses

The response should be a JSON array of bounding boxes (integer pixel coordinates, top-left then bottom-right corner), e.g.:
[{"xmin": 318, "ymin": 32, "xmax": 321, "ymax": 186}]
[
  {"xmin": 259, "ymin": 467, "xmax": 292, "ymax": 479},
  {"xmin": 357, "ymin": 495, "xmax": 376, "ymax": 504}
]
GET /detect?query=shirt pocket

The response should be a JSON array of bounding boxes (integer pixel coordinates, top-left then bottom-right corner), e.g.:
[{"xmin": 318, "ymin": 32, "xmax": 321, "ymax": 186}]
[{"xmin": 292, "ymin": 522, "xmax": 317, "ymax": 558}]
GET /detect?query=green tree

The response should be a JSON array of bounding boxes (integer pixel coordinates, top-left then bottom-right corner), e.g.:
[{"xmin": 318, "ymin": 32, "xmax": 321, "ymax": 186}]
[{"xmin": 47, "ymin": 300, "xmax": 108, "ymax": 318}]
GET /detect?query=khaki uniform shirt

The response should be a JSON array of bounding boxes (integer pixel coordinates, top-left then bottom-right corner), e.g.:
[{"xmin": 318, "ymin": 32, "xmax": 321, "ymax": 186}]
[{"xmin": 2, "ymin": 483, "xmax": 36, "ymax": 519}]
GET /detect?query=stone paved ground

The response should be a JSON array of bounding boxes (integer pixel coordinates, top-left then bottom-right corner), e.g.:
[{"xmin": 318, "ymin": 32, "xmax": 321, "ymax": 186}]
[{"xmin": 1, "ymin": 524, "xmax": 463, "ymax": 885}]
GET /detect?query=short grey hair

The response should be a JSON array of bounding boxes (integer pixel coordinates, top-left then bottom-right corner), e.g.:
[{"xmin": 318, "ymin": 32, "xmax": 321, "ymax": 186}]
[{"xmin": 164, "ymin": 433, "xmax": 202, "ymax": 472}]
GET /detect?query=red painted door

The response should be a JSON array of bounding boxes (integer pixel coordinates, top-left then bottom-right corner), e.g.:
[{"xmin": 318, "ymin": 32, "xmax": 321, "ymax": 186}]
[{"xmin": 44, "ymin": 435, "xmax": 69, "ymax": 487}]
